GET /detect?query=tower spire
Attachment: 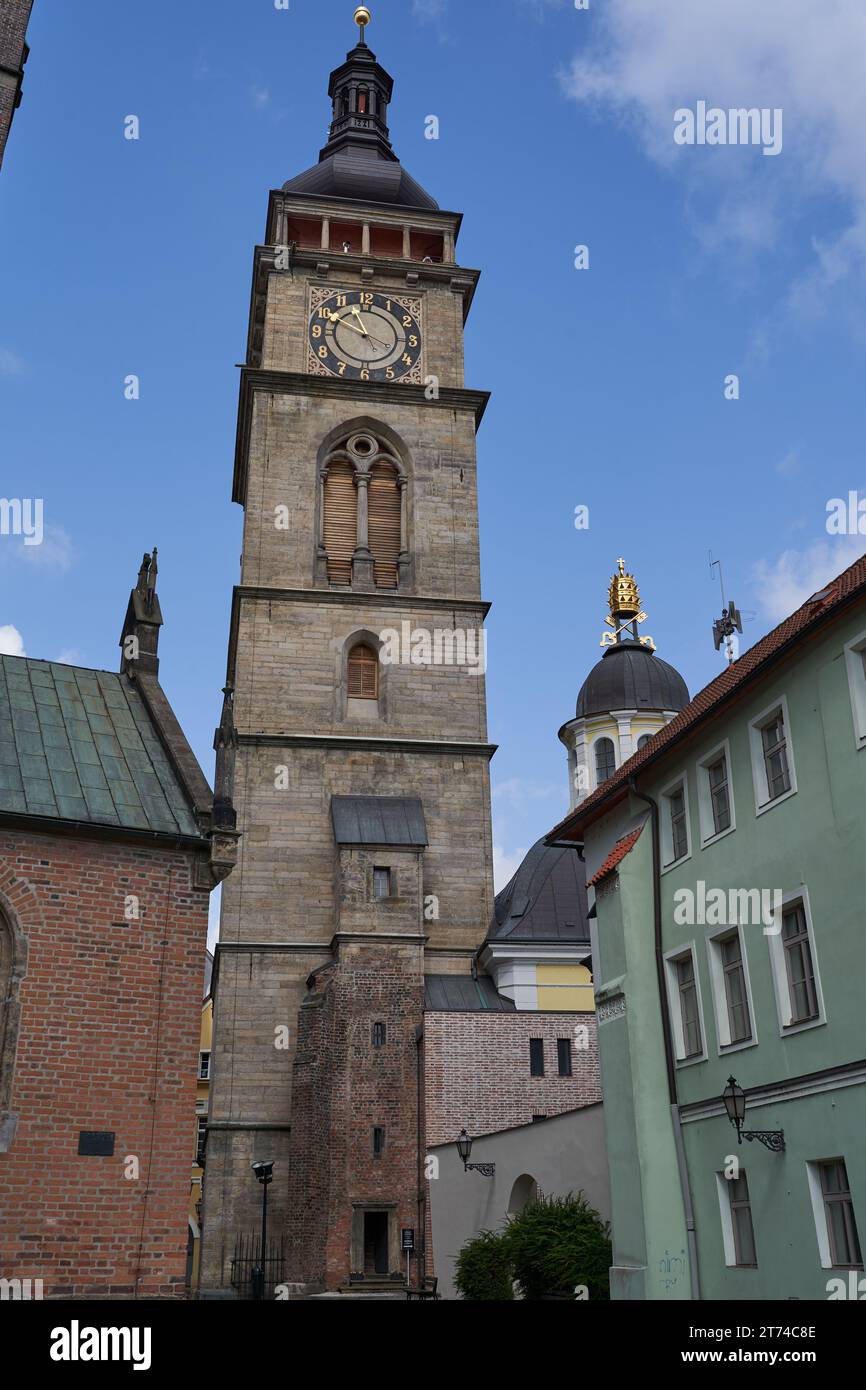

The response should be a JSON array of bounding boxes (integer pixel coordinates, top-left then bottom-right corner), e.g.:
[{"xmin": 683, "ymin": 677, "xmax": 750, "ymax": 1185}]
[{"xmin": 354, "ymin": 6, "xmax": 371, "ymax": 46}]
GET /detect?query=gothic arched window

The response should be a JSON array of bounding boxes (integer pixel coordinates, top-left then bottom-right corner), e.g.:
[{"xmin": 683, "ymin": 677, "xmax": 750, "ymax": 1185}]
[
  {"xmin": 368, "ymin": 462, "xmax": 401, "ymax": 588},
  {"xmin": 323, "ymin": 462, "xmax": 357, "ymax": 585},
  {"xmin": 595, "ymin": 737, "xmax": 616, "ymax": 786},
  {"xmin": 320, "ymin": 433, "xmax": 405, "ymax": 590},
  {"xmin": 0, "ymin": 907, "xmax": 26, "ymax": 1152},
  {"xmin": 348, "ymin": 644, "xmax": 379, "ymax": 701}
]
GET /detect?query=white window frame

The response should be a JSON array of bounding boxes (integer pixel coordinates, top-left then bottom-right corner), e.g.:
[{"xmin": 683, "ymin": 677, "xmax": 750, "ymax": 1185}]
[
  {"xmin": 663, "ymin": 942, "xmax": 707, "ymax": 1065},
  {"xmin": 806, "ymin": 1158, "xmax": 864, "ymax": 1271},
  {"xmin": 592, "ymin": 733, "xmax": 618, "ymax": 792},
  {"xmin": 706, "ymin": 924, "xmax": 757, "ymax": 1054},
  {"xmin": 766, "ymin": 886, "xmax": 826, "ymax": 1036},
  {"xmin": 697, "ymin": 739, "xmax": 736, "ymax": 848},
  {"xmin": 844, "ymin": 630, "xmax": 866, "ymax": 749},
  {"xmin": 749, "ymin": 696, "xmax": 797, "ymax": 816},
  {"xmin": 715, "ymin": 1170, "xmax": 758, "ymax": 1269},
  {"xmin": 660, "ymin": 772, "xmax": 692, "ymax": 872}
]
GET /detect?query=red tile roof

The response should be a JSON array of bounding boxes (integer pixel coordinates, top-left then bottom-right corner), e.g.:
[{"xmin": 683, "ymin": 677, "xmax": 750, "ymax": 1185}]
[
  {"xmin": 587, "ymin": 824, "xmax": 646, "ymax": 888},
  {"xmin": 549, "ymin": 548, "xmax": 866, "ymax": 845}
]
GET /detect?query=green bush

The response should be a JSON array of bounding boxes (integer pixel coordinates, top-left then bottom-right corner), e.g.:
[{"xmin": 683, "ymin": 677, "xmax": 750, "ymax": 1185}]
[
  {"xmin": 503, "ymin": 1192, "xmax": 612, "ymax": 1301},
  {"xmin": 453, "ymin": 1229, "xmax": 514, "ymax": 1301}
]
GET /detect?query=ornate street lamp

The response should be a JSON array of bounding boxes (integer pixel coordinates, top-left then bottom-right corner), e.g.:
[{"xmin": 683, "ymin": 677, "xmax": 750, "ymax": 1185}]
[
  {"xmin": 722, "ymin": 1077, "xmax": 785, "ymax": 1153},
  {"xmin": 457, "ymin": 1130, "xmax": 495, "ymax": 1178},
  {"xmin": 251, "ymin": 1161, "xmax": 274, "ymax": 1299}
]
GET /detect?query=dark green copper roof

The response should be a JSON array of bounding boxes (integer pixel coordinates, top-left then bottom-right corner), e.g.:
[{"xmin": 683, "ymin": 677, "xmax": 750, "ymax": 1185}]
[{"xmin": 0, "ymin": 656, "xmax": 200, "ymax": 837}]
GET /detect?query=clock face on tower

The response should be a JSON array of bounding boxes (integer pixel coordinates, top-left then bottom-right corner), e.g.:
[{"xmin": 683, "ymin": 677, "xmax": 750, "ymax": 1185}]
[{"xmin": 308, "ymin": 289, "xmax": 423, "ymax": 383}]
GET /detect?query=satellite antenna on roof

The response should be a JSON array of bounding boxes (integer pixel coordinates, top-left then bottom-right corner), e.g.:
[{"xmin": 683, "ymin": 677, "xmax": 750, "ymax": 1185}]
[{"xmin": 710, "ymin": 552, "xmax": 743, "ymax": 666}]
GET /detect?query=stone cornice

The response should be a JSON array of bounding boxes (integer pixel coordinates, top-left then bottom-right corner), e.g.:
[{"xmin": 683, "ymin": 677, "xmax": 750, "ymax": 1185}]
[
  {"xmin": 236, "ymin": 733, "xmax": 498, "ymax": 759},
  {"xmin": 232, "ymin": 368, "xmax": 490, "ymax": 506}
]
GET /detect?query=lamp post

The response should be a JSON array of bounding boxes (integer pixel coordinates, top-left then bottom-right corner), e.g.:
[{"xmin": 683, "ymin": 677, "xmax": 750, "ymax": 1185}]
[
  {"xmin": 251, "ymin": 1161, "xmax": 274, "ymax": 1300},
  {"xmin": 722, "ymin": 1077, "xmax": 785, "ymax": 1153},
  {"xmin": 456, "ymin": 1130, "xmax": 495, "ymax": 1178}
]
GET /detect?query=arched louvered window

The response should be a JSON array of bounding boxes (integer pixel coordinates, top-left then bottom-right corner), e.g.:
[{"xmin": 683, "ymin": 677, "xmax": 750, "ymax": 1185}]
[
  {"xmin": 595, "ymin": 737, "xmax": 616, "ymax": 786},
  {"xmin": 348, "ymin": 644, "xmax": 379, "ymax": 701},
  {"xmin": 368, "ymin": 463, "xmax": 401, "ymax": 589},
  {"xmin": 323, "ymin": 462, "xmax": 357, "ymax": 585}
]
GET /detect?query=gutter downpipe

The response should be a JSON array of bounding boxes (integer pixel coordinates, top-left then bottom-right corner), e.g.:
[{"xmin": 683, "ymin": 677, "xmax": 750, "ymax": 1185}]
[{"xmin": 628, "ymin": 778, "xmax": 702, "ymax": 1302}]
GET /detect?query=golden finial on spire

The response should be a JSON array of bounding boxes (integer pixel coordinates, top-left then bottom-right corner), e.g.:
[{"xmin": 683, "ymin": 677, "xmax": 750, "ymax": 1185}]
[
  {"xmin": 600, "ymin": 559, "xmax": 657, "ymax": 651},
  {"xmin": 354, "ymin": 6, "xmax": 372, "ymax": 41}
]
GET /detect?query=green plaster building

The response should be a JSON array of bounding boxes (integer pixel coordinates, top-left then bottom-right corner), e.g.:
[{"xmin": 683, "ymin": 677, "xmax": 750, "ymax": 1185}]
[{"xmin": 549, "ymin": 555, "xmax": 866, "ymax": 1301}]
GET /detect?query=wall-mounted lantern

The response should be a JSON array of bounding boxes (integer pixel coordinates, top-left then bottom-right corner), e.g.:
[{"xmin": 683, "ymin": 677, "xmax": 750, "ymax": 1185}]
[{"xmin": 723, "ymin": 1077, "xmax": 785, "ymax": 1153}]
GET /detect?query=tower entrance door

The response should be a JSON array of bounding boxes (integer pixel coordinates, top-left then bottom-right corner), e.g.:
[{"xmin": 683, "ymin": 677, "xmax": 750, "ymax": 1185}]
[{"xmin": 363, "ymin": 1212, "xmax": 389, "ymax": 1275}]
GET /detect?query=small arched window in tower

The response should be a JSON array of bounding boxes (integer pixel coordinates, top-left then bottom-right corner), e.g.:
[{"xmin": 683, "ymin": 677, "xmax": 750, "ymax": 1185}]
[
  {"xmin": 637, "ymin": 734, "xmax": 653, "ymax": 752},
  {"xmin": 595, "ymin": 737, "xmax": 617, "ymax": 786},
  {"xmin": 368, "ymin": 463, "xmax": 401, "ymax": 588},
  {"xmin": 358, "ymin": 88, "xmax": 369, "ymax": 114},
  {"xmin": 323, "ymin": 462, "xmax": 358, "ymax": 585},
  {"xmin": 347, "ymin": 644, "xmax": 379, "ymax": 701}
]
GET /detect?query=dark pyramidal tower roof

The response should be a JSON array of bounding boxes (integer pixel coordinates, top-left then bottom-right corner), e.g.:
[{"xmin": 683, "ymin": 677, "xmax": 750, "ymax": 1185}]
[
  {"xmin": 283, "ymin": 8, "xmax": 439, "ymax": 210},
  {"xmin": 575, "ymin": 559, "xmax": 689, "ymax": 719}
]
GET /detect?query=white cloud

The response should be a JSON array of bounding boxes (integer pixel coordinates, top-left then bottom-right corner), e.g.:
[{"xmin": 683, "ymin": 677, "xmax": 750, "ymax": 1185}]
[
  {"xmin": 0, "ymin": 525, "xmax": 74, "ymax": 572},
  {"xmin": 753, "ymin": 536, "xmax": 866, "ymax": 624},
  {"xmin": 493, "ymin": 777, "xmax": 560, "ymax": 806},
  {"xmin": 494, "ymin": 843, "xmax": 528, "ymax": 891},
  {"xmin": 562, "ymin": 1, "xmax": 866, "ymax": 302},
  {"xmin": 0, "ymin": 348, "xmax": 23, "ymax": 376},
  {"xmin": 57, "ymin": 648, "xmax": 81, "ymax": 666},
  {"xmin": 412, "ymin": 0, "xmax": 447, "ymax": 21},
  {"xmin": 0, "ymin": 625, "xmax": 26, "ymax": 657},
  {"xmin": 251, "ymin": 86, "xmax": 270, "ymax": 110}
]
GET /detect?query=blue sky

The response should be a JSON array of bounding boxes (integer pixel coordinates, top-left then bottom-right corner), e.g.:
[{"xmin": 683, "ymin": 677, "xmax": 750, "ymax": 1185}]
[{"xmin": 2, "ymin": 0, "xmax": 865, "ymax": 897}]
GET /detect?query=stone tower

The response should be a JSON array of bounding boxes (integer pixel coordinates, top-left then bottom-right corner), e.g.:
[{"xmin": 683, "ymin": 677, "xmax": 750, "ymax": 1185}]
[{"xmin": 200, "ymin": 9, "xmax": 495, "ymax": 1296}]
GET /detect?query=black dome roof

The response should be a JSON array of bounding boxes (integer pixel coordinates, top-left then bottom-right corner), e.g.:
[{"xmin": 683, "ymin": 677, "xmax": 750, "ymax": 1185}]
[{"xmin": 576, "ymin": 641, "xmax": 689, "ymax": 720}]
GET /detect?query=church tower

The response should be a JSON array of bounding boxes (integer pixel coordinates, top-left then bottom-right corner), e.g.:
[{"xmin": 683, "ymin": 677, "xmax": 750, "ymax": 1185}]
[
  {"xmin": 200, "ymin": 9, "xmax": 495, "ymax": 1295},
  {"xmin": 559, "ymin": 561, "xmax": 689, "ymax": 809}
]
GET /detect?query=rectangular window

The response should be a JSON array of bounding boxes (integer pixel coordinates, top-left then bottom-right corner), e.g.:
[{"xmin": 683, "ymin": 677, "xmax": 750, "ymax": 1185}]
[
  {"xmin": 819, "ymin": 1160, "xmax": 863, "ymax": 1269},
  {"xmin": 676, "ymin": 955, "xmax": 702, "ymax": 1058},
  {"xmin": 844, "ymin": 634, "xmax": 866, "ymax": 747},
  {"xmin": 373, "ymin": 1126, "xmax": 386, "ymax": 1158},
  {"xmin": 372, "ymin": 1021, "xmax": 386, "ymax": 1049},
  {"xmin": 708, "ymin": 755, "xmax": 731, "ymax": 836},
  {"xmin": 557, "ymin": 1038, "xmax": 573, "ymax": 1077},
  {"xmin": 761, "ymin": 715, "xmax": 791, "ymax": 801},
  {"xmin": 669, "ymin": 787, "xmax": 689, "ymax": 861},
  {"xmin": 195, "ymin": 1116, "xmax": 207, "ymax": 1162},
  {"xmin": 199, "ymin": 1051, "xmax": 211, "ymax": 1080},
  {"xmin": 529, "ymin": 1038, "xmax": 545, "ymax": 1077},
  {"xmin": 782, "ymin": 904, "xmax": 819, "ymax": 1024},
  {"xmin": 720, "ymin": 933, "xmax": 752, "ymax": 1044},
  {"xmin": 727, "ymin": 1172, "xmax": 758, "ymax": 1268},
  {"xmin": 373, "ymin": 868, "xmax": 392, "ymax": 899}
]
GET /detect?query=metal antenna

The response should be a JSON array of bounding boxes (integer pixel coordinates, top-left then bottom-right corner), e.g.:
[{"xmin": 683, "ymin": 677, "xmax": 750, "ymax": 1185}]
[{"xmin": 710, "ymin": 552, "xmax": 743, "ymax": 666}]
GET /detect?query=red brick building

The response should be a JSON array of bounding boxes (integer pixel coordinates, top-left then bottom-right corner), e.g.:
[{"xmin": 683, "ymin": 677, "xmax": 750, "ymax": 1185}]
[
  {"xmin": 0, "ymin": 0, "xmax": 33, "ymax": 170},
  {"xmin": 0, "ymin": 554, "xmax": 238, "ymax": 1297}
]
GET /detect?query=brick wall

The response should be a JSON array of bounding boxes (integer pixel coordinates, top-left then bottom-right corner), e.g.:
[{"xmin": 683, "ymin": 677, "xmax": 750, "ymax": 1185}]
[
  {"xmin": 285, "ymin": 939, "xmax": 424, "ymax": 1291},
  {"xmin": 424, "ymin": 1010, "xmax": 601, "ymax": 1147},
  {"xmin": 0, "ymin": 828, "xmax": 211, "ymax": 1298},
  {"xmin": 0, "ymin": 1, "xmax": 34, "ymax": 170}
]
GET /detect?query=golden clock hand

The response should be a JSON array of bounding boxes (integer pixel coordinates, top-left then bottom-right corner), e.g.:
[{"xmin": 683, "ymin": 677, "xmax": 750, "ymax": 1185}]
[
  {"xmin": 350, "ymin": 305, "xmax": 369, "ymax": 335},
  {"xmin": 332, "ymin": 315, "xmax": 391, "ymax": 352}
]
